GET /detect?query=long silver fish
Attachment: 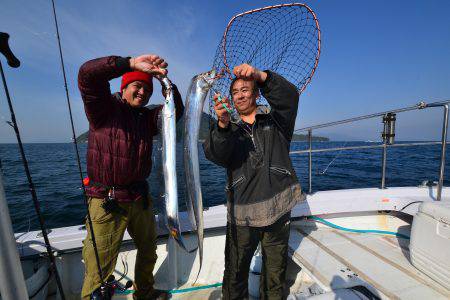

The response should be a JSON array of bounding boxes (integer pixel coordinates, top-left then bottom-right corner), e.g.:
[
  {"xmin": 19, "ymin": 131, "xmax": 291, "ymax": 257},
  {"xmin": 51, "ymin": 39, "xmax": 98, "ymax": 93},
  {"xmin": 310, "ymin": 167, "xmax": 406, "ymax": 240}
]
[
  {"xmin": 160, "ymin": 76, "xmax": 190, "ymax": 251},
  {"xmin": 183, "ymin": 70, "xmax": 217, "ymax": 278}
]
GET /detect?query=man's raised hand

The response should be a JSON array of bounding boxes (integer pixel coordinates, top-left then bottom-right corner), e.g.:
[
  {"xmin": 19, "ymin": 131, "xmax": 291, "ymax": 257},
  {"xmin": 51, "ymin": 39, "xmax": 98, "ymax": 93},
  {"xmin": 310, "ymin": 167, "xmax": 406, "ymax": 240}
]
[
  {"xmin": 130, "ymin": 54, "xmax": 168, "ymax": 76},
  {"xmin": 214, "ymin": 94, "xmax": 231, "ymax": 128},
  {"xmin": 233, "ymin": 63, "xmax": 267, "ymax": 83}
]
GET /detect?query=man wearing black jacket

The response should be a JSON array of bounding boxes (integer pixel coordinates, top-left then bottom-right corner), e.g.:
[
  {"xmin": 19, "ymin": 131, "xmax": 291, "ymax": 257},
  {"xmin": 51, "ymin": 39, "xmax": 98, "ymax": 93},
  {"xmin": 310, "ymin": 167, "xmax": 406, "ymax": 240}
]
[{"xmin": 203, "ymin": 64, "xmax": 305, "ymax": 300}]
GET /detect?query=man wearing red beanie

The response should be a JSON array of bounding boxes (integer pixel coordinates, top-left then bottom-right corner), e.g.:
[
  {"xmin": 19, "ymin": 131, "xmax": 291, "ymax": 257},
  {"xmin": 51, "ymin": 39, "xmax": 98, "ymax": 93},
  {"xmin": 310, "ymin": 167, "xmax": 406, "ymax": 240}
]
[{"xmin": 78, "ymin": 54, "xmax": 184, "ymax": 300}]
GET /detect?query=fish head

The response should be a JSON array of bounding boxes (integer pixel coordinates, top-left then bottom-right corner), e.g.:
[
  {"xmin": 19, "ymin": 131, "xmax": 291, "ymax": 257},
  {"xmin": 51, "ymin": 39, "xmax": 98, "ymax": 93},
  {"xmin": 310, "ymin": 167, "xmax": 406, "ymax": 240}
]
[{"xmin": 195, "ymin": 69, "xmax": 217, "ymax": 91}]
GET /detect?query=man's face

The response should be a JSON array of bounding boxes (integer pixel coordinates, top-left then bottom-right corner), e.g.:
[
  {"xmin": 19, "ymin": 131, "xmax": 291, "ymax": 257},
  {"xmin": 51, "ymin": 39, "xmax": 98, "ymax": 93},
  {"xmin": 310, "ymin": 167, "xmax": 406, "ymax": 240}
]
[
  {"xmin": 122, "ymin": 80, "xmax": 152, "ymax": 108},
  {"xmin": 231, "ymin": 79, "xmax": 258, "ymax": 116}
]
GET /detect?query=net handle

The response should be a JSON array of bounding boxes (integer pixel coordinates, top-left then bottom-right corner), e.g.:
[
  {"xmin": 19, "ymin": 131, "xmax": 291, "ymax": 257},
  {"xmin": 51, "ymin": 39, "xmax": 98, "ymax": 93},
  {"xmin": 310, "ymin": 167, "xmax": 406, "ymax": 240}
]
[{"xmin": 222, "ymin": 3, "xmax": 321, "ymax": 93}]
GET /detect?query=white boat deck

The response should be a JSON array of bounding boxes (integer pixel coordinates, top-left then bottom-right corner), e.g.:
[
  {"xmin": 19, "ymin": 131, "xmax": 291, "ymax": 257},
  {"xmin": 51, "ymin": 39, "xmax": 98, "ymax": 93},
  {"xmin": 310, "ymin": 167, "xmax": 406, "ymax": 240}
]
[
  {"xmin": 288, "ymin": 222, "xmax": 450, "ymax": 299},
  {"xmin": 12, "ymin": 187, "xmax": 450, "ymax": 299}
]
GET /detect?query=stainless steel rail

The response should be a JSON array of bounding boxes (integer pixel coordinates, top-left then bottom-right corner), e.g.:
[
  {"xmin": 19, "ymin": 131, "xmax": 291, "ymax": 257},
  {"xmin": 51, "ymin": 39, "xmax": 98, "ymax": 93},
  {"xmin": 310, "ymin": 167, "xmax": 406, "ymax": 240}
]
[{"xmin": 290, "ymin": 100, "xmax": 450, "ymax": 200}]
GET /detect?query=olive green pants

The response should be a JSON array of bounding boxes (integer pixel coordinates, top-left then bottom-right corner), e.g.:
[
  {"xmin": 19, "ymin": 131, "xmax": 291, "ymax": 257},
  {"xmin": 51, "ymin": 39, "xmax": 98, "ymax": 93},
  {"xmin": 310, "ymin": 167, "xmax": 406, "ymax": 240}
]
[
  {"xmin": 81, "ymin": 197, "xmax": 157, "ymax": 300},
  {"xmin": 222, "ymin": 213, "xmax": 291, "ymax": 300}
]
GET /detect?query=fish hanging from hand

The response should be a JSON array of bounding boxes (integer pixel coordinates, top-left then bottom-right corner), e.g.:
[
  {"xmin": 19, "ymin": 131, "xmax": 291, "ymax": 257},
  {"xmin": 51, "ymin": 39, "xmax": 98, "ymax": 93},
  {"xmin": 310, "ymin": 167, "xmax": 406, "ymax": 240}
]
[
  {"xmin": 160, "ymin": 76, "xmax": 191, "ymax": 251},
  {"xmin": 183, "ymin": 70, "xmax": 217, "ymax": 280}
]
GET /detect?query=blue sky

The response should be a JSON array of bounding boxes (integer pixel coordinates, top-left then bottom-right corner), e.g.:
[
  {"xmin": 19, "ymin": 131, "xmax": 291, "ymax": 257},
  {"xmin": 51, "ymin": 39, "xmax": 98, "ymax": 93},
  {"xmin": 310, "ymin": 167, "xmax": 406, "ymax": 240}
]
[{"xmin": 0, "ymin": 0, "xmax": 449, "ymax": 142}]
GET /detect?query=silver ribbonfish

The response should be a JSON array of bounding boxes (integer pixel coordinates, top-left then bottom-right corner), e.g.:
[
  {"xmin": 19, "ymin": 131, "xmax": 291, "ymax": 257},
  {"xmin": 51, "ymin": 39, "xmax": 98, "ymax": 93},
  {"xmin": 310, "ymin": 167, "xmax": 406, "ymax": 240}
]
[
  {"xmin": 160, "ymin": 76, "xmax": 190, "ymax": 251},
  {"xmin": 183, "ymin": 70, "xmax": 217, "ymax": 277}
]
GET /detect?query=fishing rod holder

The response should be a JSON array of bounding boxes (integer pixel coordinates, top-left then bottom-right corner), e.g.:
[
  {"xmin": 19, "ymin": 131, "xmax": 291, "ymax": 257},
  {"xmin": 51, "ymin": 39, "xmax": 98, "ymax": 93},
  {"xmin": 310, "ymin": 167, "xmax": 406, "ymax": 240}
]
[
  {"xmin": 290, "ymin": 100, "xmax": 450, "ymax": 200},
  {"xmin": 381, "ymin": 113, "xmax": 396, "ymax": 145}
]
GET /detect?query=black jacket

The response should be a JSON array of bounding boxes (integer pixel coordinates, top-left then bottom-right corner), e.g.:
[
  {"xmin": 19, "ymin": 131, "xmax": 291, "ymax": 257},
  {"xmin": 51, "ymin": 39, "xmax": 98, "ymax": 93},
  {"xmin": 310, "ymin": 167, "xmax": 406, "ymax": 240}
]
[{"xmin": 203, "ymin": 71, "xmax": 305, "ymax": 227}]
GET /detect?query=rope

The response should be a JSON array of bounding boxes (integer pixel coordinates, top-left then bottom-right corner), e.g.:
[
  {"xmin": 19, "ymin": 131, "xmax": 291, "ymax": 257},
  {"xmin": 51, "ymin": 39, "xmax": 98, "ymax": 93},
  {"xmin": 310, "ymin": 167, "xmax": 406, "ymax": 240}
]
[
  {"xmin": 115, "ymin": 283, "xmax": 223, "ymax": 295},
  {"xmin": 309, "ymin": 216, "xmax": 410, "ymax": 240}
]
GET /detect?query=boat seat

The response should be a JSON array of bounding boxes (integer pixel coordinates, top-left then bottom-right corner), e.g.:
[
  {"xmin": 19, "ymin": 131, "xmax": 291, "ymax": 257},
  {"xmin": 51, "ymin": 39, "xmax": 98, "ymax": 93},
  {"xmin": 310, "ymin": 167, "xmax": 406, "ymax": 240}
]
[
  {"xmin": 410, "ymin": 201, "xmax": 450, "ymax": 289},
  {"xmin": 288, "ymin": 225, "xmax": 450, "ymax": 299}
]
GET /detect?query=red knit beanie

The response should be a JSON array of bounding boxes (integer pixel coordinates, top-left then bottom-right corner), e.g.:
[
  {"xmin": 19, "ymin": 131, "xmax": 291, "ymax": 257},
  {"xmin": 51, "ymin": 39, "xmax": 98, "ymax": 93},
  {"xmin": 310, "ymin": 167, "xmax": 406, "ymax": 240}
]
[{"xmin": 120, "ymin": 71, "xmax": 153, "ymax": 92}]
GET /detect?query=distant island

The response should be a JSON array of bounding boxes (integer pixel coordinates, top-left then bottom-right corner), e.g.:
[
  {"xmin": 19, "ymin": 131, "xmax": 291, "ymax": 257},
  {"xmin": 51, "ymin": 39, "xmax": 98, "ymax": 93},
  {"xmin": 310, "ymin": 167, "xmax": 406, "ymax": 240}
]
[{"xmin": 76, "ymin": 106, "xmax": 328, "ymax": 143}]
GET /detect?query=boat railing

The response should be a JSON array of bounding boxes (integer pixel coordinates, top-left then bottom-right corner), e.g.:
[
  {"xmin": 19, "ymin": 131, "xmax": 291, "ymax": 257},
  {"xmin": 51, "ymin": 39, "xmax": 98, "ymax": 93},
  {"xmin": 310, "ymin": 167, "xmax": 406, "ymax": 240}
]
[{"xmin": 290, "ymin": 100, "xmax": 450, "ymax": 200}]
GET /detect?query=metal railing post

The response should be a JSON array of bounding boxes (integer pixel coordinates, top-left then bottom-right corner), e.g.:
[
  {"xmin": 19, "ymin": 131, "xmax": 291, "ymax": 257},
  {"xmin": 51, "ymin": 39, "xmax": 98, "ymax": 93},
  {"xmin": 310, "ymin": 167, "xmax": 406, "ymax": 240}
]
[
  {"xmin": 381, "ymin": 142, "xmax": 387, "ymax": 189},
  {"xmin": 289, "ymin": 100, "xmax": 450, "ymax": 194},
  {"xmin": 437, "ymin": 105, "xmax": 449, "ymax": 201},
  {"xmin": 381, "ymin": 114, "xmax": 388, "ymax": 189},
  {"xmin": 308, "ymin": 129, "xmax": 312, "ymax": 193}
]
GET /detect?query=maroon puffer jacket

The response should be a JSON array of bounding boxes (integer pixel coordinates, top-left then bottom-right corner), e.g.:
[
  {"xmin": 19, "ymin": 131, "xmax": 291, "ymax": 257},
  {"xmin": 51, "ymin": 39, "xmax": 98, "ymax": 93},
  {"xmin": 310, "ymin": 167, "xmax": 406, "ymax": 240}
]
[{"xmin": 78, "ymin": 56, "xmax": 184, "ymax": 201}]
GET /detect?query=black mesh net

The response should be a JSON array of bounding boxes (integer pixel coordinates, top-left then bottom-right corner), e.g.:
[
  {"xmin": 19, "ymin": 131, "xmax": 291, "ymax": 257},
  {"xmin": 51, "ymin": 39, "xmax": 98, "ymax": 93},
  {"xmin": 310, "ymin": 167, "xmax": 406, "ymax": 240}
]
[{"xmin": 209, "ymin": 3, "xmax": 321, "ymax": 119}]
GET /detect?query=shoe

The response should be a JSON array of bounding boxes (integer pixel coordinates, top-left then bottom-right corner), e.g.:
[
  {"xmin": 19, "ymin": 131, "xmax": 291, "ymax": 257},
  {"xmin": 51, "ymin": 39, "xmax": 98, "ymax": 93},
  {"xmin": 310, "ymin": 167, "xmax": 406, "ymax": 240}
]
[
  {"xmin": 151, "ymin": 289, "xmax": 169, "ymax": 300},
  {"xmin": 133, "ymin": 289, "xmax": 169, "ymax": 300}
]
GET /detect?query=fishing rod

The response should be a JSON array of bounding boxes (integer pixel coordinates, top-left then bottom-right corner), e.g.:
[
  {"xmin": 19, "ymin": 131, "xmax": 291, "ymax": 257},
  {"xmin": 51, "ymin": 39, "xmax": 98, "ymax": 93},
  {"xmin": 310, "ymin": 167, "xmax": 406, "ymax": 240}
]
[
  {"xmin": 49, "ymin": 1, "xmax": 131, "ymax": 298},
  {"xmin": 320, "ymin": 142, "xmax": 347, "ymax": 175},
  {"xmin": 0, "ymin": 32, "xmax": 67, "ymax": 299}
]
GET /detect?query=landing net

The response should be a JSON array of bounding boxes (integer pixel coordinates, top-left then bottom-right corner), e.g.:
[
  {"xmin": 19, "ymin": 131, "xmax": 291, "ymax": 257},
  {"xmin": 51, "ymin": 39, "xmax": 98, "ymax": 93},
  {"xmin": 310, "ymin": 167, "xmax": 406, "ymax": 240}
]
[{"xmin": 209, "ymin": 3, "xmax": 321, "ymax": 118}]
